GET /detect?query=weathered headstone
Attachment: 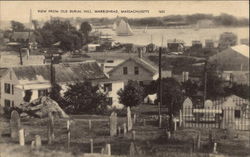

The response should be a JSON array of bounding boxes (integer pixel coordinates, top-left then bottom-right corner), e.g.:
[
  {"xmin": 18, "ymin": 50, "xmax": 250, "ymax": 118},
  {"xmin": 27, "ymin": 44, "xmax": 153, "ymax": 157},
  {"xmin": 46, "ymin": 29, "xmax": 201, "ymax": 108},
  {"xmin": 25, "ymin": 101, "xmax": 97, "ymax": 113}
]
[
  {"xmin": 90, "ymin": 139, "xmax": 93, "ymax": 153},
  {"xmin": 109, "ymin": 112, "xmax": 117, "ymax": 136},
  {"xmin": 127, "ymin": 107, "xmax": 133, "ymax": 131},
  {"xmin": 213, "ymin": 142, "xmax": 217, "ymax": 153},
  {"xmin": 31, "ymin": 141, "xmax": 35, "ymax": 149},
  {"xmin": 183, "ymin": 97, "xmax": 193, "ymax": 108},
  {"xmin": 123, "ymin": 123, "xmax": 127, "ymax": 135},
  {"xmin": 196, "ymin": 132, "xmax": 201, "ymax": 150},
  {"xmin": 35, "ymin": 135, "xmax": 42, "ymax": 149},
  {"xmin": 158, "ymin": 115, "xmax": 162, "ymax": 128},
  {"xmin": 19, "ymin": 128, "xmax": 25, "ymax": 146},
  {"xmin": 10, "ymin": 110, "xmax": 21, "ymax": 139},
  {"xmin": 101, "ymin": 147, "xmax": 105, "ymax": 154},
  {"xmin": 132, "ymin": 130, "xmax": 136, "ymax": 141},
  {"xmin": 182, "ymin": 98, "xmax": 193, "ymax": 122},
  {"xmin": 105, "ymin": 143, "xmax": 111, "ymax": 156},
  {"xmin": 204, "ymin": 100, "xmax": 213, "ymax": 108},
  {"xmin": 129, "ymin": 142, "xmax": 137, "ymax": 157},
  {"xmin": 204, "ymin": 99, "xmax": 215, "ymax": 120},
  {"xmin": 67, "ymin": 129, "xmax": 71, "ymax": 149},
  {"xmin": 117, "ymin": 126, "xmax": 121, "ymax": 135},
  {"xmin": 133, "ymin": 114, "xmax": 136, "ymax": 124},
  {"xmin": 47, "ymin": 112, "xmax": 54, "ymax": 144}
]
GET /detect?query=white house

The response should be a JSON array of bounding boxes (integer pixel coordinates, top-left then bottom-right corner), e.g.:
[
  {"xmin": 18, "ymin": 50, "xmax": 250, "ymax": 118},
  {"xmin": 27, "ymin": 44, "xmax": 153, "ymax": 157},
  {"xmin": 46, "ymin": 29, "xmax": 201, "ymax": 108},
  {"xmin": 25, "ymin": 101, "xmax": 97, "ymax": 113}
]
[
  {"xmin": 108, "ymin": 57, "xmax": 159, "ymax": 85},
  {"xmin": 0, "ymin": 61, "xmax": 124, "ymax": 108}
]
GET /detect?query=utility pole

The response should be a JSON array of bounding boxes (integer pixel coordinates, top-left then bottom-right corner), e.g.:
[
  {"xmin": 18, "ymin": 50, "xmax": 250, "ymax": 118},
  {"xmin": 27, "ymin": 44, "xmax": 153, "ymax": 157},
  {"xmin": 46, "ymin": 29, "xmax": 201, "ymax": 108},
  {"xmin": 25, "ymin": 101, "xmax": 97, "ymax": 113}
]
[
  {"xmin": 158, "ymin": 47, "xmax": 162, "ymax": 116},
  {"xmin": 203, "ymin": 60, "xmax": 207, "ymax": 106}
]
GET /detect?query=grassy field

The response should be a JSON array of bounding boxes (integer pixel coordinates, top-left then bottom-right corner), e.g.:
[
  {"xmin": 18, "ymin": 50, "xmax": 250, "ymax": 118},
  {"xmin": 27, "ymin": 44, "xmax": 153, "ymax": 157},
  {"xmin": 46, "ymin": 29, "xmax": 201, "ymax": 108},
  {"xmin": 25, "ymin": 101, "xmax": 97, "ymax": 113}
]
[{"xmin": 0, "ymin": 104, "xmax": 250, "ymax": 157}]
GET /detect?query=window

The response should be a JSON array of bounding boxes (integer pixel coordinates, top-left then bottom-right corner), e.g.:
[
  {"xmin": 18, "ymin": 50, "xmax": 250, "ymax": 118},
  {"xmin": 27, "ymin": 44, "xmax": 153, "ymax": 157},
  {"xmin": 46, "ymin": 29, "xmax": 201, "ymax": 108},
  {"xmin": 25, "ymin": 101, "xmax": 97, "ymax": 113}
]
[
  {"xmin": 38, "ymin": 89, "xmax": 48, "ymax": 97},
  {"xmin": 4, "ymin": 83, "xmax": 11, "ymax": 94},
  {"xmin": 104, "ymin": 83, "xmax": 112, "ymax": 92},
  {"xmin": 235, "ymin": 110, "xmax": 241, "ymax": 118},
  {"xmin": 134, "ymin": 67, "xmax": 139, "ymax": 75},
  {"xmin": 4, "ymin": 99, "xmax": 11, "ymax": 108},
  {"xmin": 106, "ymin": 60, "xmax": 114, "ymax": 63},
  {"xmin": 123, "ymin": 67, "xmax": 128, "ymax": 75},
  {"xmin": 12, "ymin": 101, "xmax": 15, "ymax": 107},
  {"xmin": 107, "ymin": 97, "xmax": 113, "ymax": 105}
]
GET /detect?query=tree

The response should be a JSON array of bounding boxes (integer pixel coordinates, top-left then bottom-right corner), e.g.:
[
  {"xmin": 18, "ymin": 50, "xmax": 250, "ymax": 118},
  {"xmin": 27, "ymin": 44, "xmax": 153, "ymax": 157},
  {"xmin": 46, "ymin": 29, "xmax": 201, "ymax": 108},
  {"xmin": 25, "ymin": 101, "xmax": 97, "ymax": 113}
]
[
  {"xmin": 80, "ymin": 22, "xmax": 92, "ymax": 41},
  {"xmin": 31, "ymin": 20, "xmax": 39, "ymax": 30},
  {"xmin": 37, "ymin": 19, "xmax": 83, "ymax": 51},
  {"xmin": 160, "ymin": 78, "xmax": 184, "ymax": 132},
  {"xmin": 182, "ymin": 80, "xmax": 199, "ymax": 97},
  {"xmin": 161, "ymin": 78, "xmax": 184, "ymax": 116},
  {"xmin": 11, "ymin": 21, "xmax": 25, "ymax": 32},
  {"xmin": 64, "ymin": 82, "xmax": 108, "ymax": 114},
  {"xmin": 204, "ymin": 63, "xmax": 225, "ymax": 100},
  {"xmin": 117, "ymin": 80, "xmax": 144, "ymax": 107}
]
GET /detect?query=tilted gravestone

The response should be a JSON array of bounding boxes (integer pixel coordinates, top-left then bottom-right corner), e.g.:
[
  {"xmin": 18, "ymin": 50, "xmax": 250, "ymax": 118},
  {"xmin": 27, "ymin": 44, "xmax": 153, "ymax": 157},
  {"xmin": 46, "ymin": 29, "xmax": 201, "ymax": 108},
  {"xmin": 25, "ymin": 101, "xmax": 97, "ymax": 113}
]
[
  {"xmin": 10, "ymin": 110, "xmax": 21, "ymax": 139},
  {"xmin": 127, "ymin": 107, "xmax": 133, "ymax": 131},
  {"xmin": 109, "ymin": 112, "xmax": 117, "ymax": 136}
]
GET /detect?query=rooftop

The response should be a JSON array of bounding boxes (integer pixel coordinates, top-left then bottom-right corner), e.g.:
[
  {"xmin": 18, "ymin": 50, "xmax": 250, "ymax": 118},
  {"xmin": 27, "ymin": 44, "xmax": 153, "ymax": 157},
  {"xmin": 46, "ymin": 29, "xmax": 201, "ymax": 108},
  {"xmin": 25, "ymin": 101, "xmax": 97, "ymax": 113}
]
[{"xmin": 11, "ymin": 61, "xmax": 107, "ymax": 84}]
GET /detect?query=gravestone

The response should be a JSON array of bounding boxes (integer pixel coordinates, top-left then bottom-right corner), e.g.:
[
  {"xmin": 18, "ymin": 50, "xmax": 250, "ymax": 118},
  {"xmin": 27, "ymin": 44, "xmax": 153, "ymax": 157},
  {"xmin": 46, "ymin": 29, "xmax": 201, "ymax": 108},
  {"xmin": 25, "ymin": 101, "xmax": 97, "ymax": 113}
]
[
  {"xmin": 109, "ymin": 112, "xmax": 117, "ymax": 136},
  {"xmin": 19, "ymin": 128, "xmax": 25, "ymax": 146},
  {"xmin": 183, "ymin": 97, "xmax": 193, "ymax": 108},
  {"xmin": 182, "ymin": 98, "xmax": 193, "ymax": 122},
  {"xmin": 129, "ymin": 142, "xmax": 137, "ymax": 157},
  {"xmin": 204, "ymin": 100, "xmax": 213, "ymax": 108},
  {"xmin": 127, "ymin": 107, "xmax": 133, "ymax": 131},
  {"xmin": 10, "ymin": 110, "xmax": 21, "ymax": 139},
  {"xmin": 35, "ymin": 135, "xmax": 42, "ymax": 149},
  {"xmin": 204, "ymin": 100, "xmax": 215, "ymax": 120},
  {"xmin": 221, "ymin": 98, "xmax": 236, "ymax": 129}
]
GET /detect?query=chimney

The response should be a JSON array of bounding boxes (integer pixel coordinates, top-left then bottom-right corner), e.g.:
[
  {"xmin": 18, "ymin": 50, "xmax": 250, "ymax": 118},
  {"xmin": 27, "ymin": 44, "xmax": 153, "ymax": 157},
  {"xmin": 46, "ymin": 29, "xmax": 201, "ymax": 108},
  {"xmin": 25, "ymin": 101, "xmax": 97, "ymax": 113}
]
[
  {"xmin": 138, "ymin": 48, "xmax": 143, "ymax": 58},
  {"xmin": 100, "ymin": 63, "xmax": 105, "ymax": 72}
]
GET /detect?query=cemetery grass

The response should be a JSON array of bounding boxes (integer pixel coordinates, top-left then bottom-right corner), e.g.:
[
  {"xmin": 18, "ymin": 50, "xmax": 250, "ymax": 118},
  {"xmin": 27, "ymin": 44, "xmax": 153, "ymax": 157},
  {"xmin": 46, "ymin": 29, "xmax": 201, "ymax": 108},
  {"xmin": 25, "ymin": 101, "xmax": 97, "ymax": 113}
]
[{"xmin": 0, "ymin": 104, "xmax": 249, "ymax": 157}]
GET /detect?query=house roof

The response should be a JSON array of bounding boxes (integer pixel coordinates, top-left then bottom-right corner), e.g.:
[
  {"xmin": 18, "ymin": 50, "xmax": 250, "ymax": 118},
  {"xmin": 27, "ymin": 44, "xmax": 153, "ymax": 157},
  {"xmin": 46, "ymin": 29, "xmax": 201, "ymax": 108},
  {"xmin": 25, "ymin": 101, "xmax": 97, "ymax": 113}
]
[
  {"xmin": 11, "ymin": 32, "xmax": 34, "ymax": 41},
  {"xmin": 231, "ymin": 45, "xmax": 249, "ymax": 58},
  {"xmin": 0, "ymin": 68, "xmax": 8, "ymax": 78},
  {"xmin": 108, "ymin": 57, "xmax": 158, "ymax": 75},
  {"xmin": 209, "ymin": 45, "xmax": 249, "ymax": 71},
  {"xmin": 12, "ymin": 61, "xmax": 107, "ymax": 84}
]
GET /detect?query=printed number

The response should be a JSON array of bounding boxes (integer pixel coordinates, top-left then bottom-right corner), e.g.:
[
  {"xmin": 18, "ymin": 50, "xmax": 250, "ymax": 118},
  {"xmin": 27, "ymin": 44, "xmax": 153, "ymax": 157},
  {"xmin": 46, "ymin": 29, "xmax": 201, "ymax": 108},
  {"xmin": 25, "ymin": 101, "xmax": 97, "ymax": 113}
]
[{"xmin": 159, "ymin": 10, "xmax": 165, "ymax": 13}]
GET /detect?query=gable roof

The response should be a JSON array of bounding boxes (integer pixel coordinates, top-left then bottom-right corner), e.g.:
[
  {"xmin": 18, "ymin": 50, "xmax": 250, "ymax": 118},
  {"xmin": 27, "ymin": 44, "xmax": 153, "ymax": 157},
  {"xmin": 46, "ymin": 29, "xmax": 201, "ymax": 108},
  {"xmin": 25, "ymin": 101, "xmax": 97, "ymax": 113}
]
[
  {"xmin": 209, "ymin": 45, "xmax": 249, "ymax": 71},
  {"xmin": 108, "ymin": 57, "xmax": 158, "ymax": 75},
  {"xmin": 11, "ymin": 32, "xmax": 35, "ymax": 41},
  {"xmin": 12, "ymin": 61, "xmax": 107, "ymax": 84},
  {"xmin": 231, "ymin": 45, "xmax": 249, "ymax": 58}
]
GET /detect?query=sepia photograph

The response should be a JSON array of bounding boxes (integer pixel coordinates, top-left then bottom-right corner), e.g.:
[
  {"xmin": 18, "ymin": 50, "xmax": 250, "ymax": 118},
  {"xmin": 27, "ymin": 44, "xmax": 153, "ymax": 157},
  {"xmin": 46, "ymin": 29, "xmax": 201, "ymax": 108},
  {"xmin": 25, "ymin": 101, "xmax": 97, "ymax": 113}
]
[{"xmin": 0, "ymin": 1, "xmax": 249, "ymax": 157}]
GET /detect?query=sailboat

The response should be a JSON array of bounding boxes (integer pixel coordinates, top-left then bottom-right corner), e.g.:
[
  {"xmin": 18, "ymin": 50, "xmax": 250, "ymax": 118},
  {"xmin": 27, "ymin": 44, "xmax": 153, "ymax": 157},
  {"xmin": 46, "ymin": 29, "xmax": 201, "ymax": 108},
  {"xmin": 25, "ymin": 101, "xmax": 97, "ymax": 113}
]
[
  {"xmin": 143, "ymin": 25, "xmax": 148, "ymax": 33},
  {"xmin": 112, "ymin": 22, "xmax": 117, "ymax": 31},
  {"xmin": 116, "ymin": 19, "xmax": 133, "ymax": 36}
]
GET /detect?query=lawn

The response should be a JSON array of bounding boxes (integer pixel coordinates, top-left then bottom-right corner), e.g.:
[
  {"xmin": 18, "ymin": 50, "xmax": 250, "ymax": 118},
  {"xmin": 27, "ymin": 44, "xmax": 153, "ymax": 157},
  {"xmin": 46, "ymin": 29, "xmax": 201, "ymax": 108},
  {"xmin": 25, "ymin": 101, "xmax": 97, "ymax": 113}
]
[{"xmin": 0, "ymin": 104, "xmax": 249, "ymax": 157}]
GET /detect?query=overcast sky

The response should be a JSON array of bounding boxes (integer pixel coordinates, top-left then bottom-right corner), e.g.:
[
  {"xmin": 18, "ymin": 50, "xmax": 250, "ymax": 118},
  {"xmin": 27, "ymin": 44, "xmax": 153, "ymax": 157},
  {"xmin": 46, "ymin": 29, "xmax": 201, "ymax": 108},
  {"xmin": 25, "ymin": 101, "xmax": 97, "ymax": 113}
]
[{"xmin": 0, "ymin": 1, "xmax": 249, "ymax": 23}]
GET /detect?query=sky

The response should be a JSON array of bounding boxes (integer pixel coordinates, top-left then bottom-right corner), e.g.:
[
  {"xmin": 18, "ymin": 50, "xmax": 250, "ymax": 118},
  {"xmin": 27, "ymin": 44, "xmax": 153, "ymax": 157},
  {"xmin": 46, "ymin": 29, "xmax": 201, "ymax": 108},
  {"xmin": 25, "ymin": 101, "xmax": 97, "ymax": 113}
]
[{"xmin": 0, "ymin": 1, "xmax": 249, "ymax": 23}]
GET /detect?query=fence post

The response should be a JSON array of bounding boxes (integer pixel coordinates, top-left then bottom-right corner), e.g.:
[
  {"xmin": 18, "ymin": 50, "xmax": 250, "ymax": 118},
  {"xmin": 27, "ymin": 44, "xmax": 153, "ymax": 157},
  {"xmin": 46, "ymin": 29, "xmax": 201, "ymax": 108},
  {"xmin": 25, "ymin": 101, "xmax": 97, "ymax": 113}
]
[
  {"xmin": 19, "ymin": 128, "xmax": 25, "ymax": 146},
  {"xmin": 89, "ymin": 120, "xmax": 92, "ymax": 131}
]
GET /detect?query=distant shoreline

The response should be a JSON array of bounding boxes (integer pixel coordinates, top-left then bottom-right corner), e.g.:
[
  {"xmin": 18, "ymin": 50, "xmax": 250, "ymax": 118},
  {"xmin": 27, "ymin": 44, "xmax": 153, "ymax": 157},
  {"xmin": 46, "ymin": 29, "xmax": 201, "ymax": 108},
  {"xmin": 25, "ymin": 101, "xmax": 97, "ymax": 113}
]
[{"xmin": 95, "ymin": 25, "xmax": 249, "ymax": 30}]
